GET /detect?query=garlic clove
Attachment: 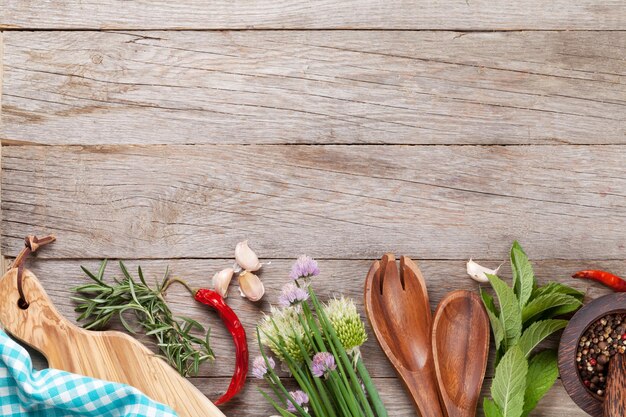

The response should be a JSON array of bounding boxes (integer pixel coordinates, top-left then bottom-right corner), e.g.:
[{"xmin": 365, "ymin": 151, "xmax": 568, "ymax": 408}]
[
  {"xmin": 239, "ymin": 271, "xmax": 265, "ymax": 302},
  {"xmin": 235, "ymin": 240, "xmax": 263, "ymax": 272},
  {"xmin": 212, "ymin": 267, "xmax": 234, "ymax": 298},
  {"xmin": 467, "ymin": 259, "xmax": 502, "ymax": 283}
]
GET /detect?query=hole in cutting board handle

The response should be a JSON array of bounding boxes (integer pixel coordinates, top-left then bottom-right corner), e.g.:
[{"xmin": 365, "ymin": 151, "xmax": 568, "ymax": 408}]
[{"xmin": 17, "ymin": 298, "xmax": 29, "ymax": 310}]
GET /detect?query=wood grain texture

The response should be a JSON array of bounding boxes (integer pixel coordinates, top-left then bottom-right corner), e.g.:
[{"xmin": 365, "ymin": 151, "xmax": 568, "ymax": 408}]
[
  {"xmin": 0, "ymin": 31, "xmax": 4, "ymax": 128},
  {"xmin": 1, "ymin": 0, "xmax": 625, "ymax": 30},
  {"xmin": 2, "ymin": 31, "xmax": 624, "ymax": 145},
  {"xmin": 132, "ymin": 375, "xmax": 586, "ymax": 417},
  {"xmin": 0, "ymin": 142, "xmax": 3, "ymax": 272},
  {"xmin": 6, "ymin": 258, "xmax": 607, "ymax": 416},
  {"xmin": 10, "ymin": 258, "xmax": 619, "ymax": 379},
  {"xmin": 0, "ymin": 268, "xmax": 225, "ymax": 417},
  {"xmin": 1, "ymin": 5, "xmax": 622, "ymax": 414},
  {"xmin": 2, "ymin": 144, "xmax": 626, "ymax": 259}
]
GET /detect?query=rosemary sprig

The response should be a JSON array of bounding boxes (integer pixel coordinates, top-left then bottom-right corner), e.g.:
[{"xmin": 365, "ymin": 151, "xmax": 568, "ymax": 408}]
[{"xmin": 72, "ymin": 260, "xmax": 214, "ymax": 377}]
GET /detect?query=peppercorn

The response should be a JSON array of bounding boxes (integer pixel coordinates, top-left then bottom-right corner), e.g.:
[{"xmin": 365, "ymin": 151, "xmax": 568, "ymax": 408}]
[{"xmin": 576, "ymin": 313, "xmax": 626, "ymax": 398}]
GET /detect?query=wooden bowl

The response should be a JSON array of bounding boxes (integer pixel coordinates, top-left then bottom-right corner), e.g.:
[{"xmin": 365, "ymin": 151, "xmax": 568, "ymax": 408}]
[{"xmin": 558, "ymin": 293, "xmax": 626, "ymax": 417}]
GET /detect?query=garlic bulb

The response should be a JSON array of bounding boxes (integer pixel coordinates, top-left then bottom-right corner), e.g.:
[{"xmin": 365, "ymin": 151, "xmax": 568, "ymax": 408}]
[
  {"xmin": 467, "ymin": 259, "xmax": 501, "ymax": 283},
  {"xmin": 239, "ymin": 271, "xmax": 265, "ymax": 302},
  {"xmin": 212, "ymin": 268, "xmax": 234, "ymax": 298},
  {"xmin": 235, "ymin": 240, "xmax": 263, "ymax": 272}
]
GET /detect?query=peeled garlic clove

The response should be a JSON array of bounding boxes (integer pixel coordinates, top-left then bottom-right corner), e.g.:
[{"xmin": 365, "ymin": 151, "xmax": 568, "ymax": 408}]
[
  {"xmin": 467, "ymin": 259, "xmax": 502, "ymax": 283},
  {"xmin": 212, "ymin": 267, "xmax": 234, "ymax": 298},
  {"xmin": 235, "ymin": 240, "xmax": 263, "ymax": 272},
  {"xmin": 239, "ymin": 271, "xmax": 265, "ymax": 302}
]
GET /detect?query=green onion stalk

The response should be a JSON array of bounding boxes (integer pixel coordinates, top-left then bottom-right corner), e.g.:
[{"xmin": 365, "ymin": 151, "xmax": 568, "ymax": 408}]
[{"xmin": 254, "ymin": 256, "xmax": 389, "ymax": 417}]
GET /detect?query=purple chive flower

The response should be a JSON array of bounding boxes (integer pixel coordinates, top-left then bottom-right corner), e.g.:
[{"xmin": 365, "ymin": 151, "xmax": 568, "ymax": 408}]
[
  {"xmin": 289, "ymin": 255, "xmax": 320, "ymax": 280},
  {"xmin": 278, "ymin": 283, "xmax": 309, "ymax": 307},
  {"xmin": 287, "ymin": 390, "xmax": 309, "ymax": 412},
  {"xmin": 310, "ymin": 352, "xmax": 337, "ymax": 378},
  {"xmin": 251, "ymin": 356, "xmax": 275, "ymax": 379}
]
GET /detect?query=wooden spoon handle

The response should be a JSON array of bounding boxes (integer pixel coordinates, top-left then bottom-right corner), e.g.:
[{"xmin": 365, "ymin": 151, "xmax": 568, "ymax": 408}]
[
  {"xmin": 401, "ymin": 369, "xmax": 446, "ymax": 417},
  {"xmin": 603, "ymin": 353, "xmax": 626, "ymax": 417}
]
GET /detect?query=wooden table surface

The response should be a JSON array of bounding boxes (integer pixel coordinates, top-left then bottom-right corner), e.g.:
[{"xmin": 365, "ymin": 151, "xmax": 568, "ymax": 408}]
[{"xmin": 1, "ymin": 2, "xmax": 625, "ymax": 416}]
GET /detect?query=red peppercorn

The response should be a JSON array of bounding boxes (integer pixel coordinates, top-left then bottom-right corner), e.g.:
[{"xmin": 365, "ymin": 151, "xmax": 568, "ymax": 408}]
[
  {"xmin": 584, "ymin": 380, "xmax": 591, "ymax": 387},
  {"xmin": 590, "ymin": 358, "xmax": 597, "ymax": 366},
  {"xmin": 621, "ymin": 334, "xmax": 626, "ymax": 340}
]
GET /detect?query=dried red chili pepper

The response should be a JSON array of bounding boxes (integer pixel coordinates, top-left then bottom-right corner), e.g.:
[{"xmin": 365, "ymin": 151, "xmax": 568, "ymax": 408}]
[
  {"xmin": 193, "ymin": 288, "xmax": 249, "ymax": 405},
  {"xmin": 572, "ymin": 270, "xmax": 626, "ymax": 292},
  {"xmin": 165, "ymin": 278, "xmax": 249, "ymax": 406}
]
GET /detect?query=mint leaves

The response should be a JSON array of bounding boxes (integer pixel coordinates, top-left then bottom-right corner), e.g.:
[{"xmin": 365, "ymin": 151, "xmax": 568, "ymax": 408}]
[
  {"xmin": 517, "ymin": 320, "xmax": 568, "ymax": 358},
  {"xmin": 482, "ymin": 241, "xmax": 584, "ymax": 417},
  {"xmin": 492, "ymin": 346, "xmax": 528, "ymax": 417},
  {"xmin": 487, "ymin": 274, "xmax": 523, "ymax": 350},
  {"xmin": 511, "ymin": 242, "xmax": 534, "ymax": 308},
  {"xmin": 522, "ymin": 350, "xmax": 559, "ymax": 417}
]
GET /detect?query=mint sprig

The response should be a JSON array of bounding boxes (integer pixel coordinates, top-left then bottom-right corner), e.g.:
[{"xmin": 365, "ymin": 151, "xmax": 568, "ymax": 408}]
[{"xmin": 482, "ymin": 241, "xmax": 584, "ymax": 417}]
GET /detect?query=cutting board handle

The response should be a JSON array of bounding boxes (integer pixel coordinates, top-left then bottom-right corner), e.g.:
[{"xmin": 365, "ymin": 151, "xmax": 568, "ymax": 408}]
[
  {"xmin": 0, "ymin": 235, "xmax": 68, "ymax": 355},
  {"xmin": 0, "ymin": 267, "xmax": 75, "ymax": 357}
]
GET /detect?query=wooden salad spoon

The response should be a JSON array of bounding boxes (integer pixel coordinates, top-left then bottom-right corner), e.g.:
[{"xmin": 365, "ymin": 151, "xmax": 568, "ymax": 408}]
[
  {"xmin": 432, "ymin": 290, "xmax": 490, "ymax": 417},
  {"xmin": 364, "ymin": 254, "xmax": 445, "ymax": 417}
]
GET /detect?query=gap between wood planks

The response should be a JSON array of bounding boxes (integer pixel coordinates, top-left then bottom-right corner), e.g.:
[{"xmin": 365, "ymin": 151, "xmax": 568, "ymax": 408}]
[
  {"xmin": 3, "ymin": 28, "xmax": 626, "ymax": 32},
  {"xmin": 3, "ymin": 142, "xmax": 626, "ymax": 147}
]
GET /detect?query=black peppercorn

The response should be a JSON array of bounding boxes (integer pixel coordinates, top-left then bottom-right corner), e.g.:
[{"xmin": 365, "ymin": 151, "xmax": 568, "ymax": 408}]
[{"xmin": 576, "ymin": 313, "xmax": 626, "ymax": 398}]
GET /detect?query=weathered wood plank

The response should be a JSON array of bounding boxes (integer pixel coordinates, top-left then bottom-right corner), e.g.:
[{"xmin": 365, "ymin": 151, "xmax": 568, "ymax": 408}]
[
  {"xmin": 0, "ymin": 142, "xmax": 5, "ymax": 273},
  {"xmin": 0, "ymin": 30, "xmax": 5, "ymax": 270},
  {"xmin": 1, "ymin": 0, "xmax": 625, "ymax": 30},
  {"xmin": 208, "ymin": 377, "xmax": 586, "ymax": 417},
  {"xmin": 13, "ymin": 258, "xmax": 620, "ymax": 378},
  {"xmin": 2, "ymin": 31, "xmax": 624, "ymax": 145},
  {"xmin": 2, "ymin": 145, "xmax": 625, "ymax": 259},
  {"xmin": 14, "ymin": 258, "xmax": 607, "ymax": 416},
  {"xmin": 202, "ymin": 377, "xmax": 585, "ymax": 417},
  {"xmin": 0, "ymin": 30, "xmax": 4, "ymax": 123},
  {"xmin": 104, "ymin": 376, "xmax": 582, "ymax": 417}
]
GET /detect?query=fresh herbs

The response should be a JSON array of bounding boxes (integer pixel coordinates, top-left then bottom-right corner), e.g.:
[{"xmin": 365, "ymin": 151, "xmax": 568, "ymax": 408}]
[
  {"xmin": 481, "ymin": 242, "xmax": 584, "ymax": 417},
  {"xmin": 73, "ymin": 260, "xmax": 214, "ymax": 377},
  {"xmin": 255, "ymin": 255, "xmax": 388, "ymax": 417}
]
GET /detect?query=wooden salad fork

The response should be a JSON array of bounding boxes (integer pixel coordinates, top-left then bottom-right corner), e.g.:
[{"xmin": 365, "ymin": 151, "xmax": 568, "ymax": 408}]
[{"xmin": 364, "ymin": 254, "xmax": 445, "ymax": 417}]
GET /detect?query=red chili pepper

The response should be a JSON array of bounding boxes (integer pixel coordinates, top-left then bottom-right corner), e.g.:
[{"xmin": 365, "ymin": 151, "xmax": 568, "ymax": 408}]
[
  {"xmin": 194, "ymin": 288, "xmax": 249, "ymax": 405},
  {"xmin": 572, "ymin": 270, "xmax": 626, "ymax": 292}
]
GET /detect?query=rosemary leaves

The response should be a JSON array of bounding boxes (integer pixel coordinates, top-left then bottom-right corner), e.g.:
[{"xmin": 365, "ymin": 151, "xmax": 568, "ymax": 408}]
[{"xmin": 73, "ymin": 260, "xmax": 214, "ymax": 377}]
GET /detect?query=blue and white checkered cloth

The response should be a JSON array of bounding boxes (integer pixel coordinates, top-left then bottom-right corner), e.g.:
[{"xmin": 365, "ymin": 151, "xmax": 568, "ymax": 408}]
[{"xmin": 0, "ymin": 329, "xmax": 178, "ymax": 416}]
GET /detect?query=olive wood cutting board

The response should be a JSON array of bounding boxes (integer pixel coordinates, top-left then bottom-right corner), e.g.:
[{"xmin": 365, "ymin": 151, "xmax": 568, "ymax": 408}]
[{"xmin": 0, "ymin": 267, "xmax": 226, "ymax": 417}]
